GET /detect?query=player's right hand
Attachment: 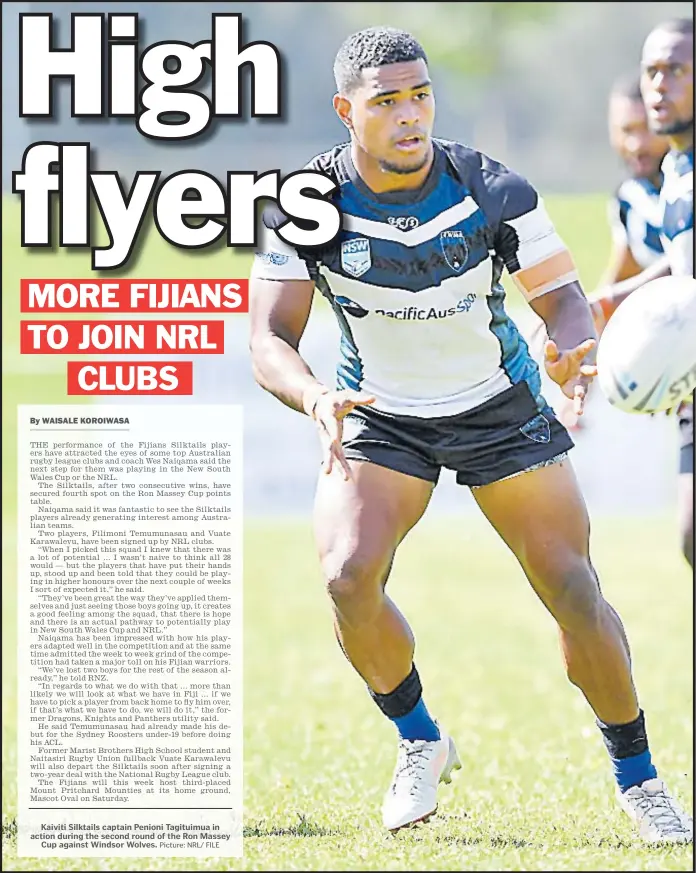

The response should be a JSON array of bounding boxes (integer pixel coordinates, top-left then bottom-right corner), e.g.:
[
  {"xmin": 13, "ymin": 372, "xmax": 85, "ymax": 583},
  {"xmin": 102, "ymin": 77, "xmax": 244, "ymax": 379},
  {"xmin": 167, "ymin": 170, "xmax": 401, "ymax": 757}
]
[
  {"xmin": 543, "ymin": 338, "xmax": 598, "ymax": 417},
  {"xmin": 304, "ymin": 387, "xmax": 376, "ymax": 480}
]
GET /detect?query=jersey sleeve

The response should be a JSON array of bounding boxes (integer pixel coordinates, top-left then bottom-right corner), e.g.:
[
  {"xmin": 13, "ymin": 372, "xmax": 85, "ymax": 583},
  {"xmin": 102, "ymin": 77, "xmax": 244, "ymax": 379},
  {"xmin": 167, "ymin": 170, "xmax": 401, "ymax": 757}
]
[
  {"xmin": 249, "ymin": 200, "xmax": 315, "ymax": 281},
  {"xmin": 661, "ymin": 167, "xmax": 694, "ymax": 277},
  {"xmin": 665, "ymin": 224, "xmax": 694, "ymax": 277},
  {"xmin": 607, "ymin": 193, "xmax": 629, "ymax": 246},
  {"xmin": 492, "ymin": 171, "xmax": 579, "ymax": 301}
]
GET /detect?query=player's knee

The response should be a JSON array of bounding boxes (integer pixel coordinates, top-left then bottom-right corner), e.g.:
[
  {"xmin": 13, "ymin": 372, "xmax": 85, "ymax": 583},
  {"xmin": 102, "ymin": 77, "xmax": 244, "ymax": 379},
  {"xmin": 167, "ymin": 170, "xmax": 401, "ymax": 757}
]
[
  {"xmin": 539, "ymin": 556, "xmax": 603, "ymax": 631},
  {"xmin": 321, "ymin": 549, "xmax": 386, "ymax": 619}
]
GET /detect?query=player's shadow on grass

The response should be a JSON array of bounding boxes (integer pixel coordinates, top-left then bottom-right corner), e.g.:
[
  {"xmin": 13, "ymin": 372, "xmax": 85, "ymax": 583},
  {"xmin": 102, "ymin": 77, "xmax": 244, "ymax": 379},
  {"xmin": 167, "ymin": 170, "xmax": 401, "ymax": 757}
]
[{"xmin": 243, "ymin": 814, "xmax": 339, "ymax": 838}]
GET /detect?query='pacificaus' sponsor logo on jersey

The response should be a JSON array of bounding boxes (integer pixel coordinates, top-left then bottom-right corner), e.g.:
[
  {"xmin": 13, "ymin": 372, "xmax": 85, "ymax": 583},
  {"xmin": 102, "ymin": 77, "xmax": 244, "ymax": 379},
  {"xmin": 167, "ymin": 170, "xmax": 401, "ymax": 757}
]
[
  {"xmin": 337, "ymin": 293, "xmax": 478, "ymax": 321},
  {"xmin": 375, "ymin": 293, "xmax": 477, "ymax": 320}
]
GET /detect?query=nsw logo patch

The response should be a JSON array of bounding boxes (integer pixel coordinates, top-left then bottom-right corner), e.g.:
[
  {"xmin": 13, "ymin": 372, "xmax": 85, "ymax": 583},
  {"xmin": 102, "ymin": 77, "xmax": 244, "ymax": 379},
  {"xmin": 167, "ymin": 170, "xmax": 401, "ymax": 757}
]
[{"xmin": 341, "ymin": 237, "xmax": 372, "ymax": 278}]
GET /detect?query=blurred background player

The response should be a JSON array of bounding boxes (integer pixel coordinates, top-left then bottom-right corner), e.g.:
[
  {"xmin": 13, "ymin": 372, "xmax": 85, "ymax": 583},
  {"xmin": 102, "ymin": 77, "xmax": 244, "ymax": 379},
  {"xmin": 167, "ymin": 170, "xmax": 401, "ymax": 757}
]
[
  {"xmin": 601, "ymin": 72, "xmax": 669, "ymax": 285},
  {"xmin": 530, "ymin": 71, "xmax": 669, "ymax": 431},
  {"xmin": 592, "ymin": 17, "xmax": 694, "ymax": 569}
]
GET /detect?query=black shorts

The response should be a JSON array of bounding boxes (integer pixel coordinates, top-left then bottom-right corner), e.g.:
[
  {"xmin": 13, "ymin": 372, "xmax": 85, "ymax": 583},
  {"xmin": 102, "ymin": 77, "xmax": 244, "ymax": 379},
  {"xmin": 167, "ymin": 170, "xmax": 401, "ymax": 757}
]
[
  {"xmin": 341, "ymin": 381, "xmax": 575, "ymax": 488},
  {"xmin": 678, "ymin": 399, "xmax": 694, "ymax": 475}
]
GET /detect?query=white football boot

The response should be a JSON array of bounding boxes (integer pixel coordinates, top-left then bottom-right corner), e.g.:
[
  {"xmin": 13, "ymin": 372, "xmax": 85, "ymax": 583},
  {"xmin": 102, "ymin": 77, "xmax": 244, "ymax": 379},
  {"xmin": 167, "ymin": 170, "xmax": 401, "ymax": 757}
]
[
  {"xmin": 382, "ymin": 725, "xmax": 461, "ymax": 832},
  {"xmin": 617, "ymin": 778, "xmax": 693, "ymax": 843}
]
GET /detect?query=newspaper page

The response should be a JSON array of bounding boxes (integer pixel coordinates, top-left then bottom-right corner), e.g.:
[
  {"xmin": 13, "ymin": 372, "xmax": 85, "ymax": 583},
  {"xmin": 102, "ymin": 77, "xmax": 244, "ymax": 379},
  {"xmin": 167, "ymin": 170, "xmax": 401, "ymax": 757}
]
[{"xmin": 2, "ymin": 2, "xmax": 694, "ymax": 872}]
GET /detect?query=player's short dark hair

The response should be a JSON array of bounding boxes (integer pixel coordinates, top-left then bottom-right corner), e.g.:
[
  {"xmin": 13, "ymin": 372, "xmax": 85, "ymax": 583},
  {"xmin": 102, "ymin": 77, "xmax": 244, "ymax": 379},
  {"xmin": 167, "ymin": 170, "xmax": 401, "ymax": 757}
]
[
  {"xmin": 333, "ymin": 26, "xmax": 428, "ymax": 93},
  {"xmin": 611, "ymin": 72, "xmax": 643, "ymax": 102}
]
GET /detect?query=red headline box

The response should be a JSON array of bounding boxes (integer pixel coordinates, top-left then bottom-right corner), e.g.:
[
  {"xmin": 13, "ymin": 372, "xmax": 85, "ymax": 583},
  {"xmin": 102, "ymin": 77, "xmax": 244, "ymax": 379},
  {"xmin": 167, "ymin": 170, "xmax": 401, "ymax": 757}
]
[
  {"xmin": 20, "ymin": 279, "xmax": 249, "ymax": 313},
  {"xmin": 20, "ymin": 320, "xmax": 224, "ymax": 354},
  {"xmin": 67, "ymin": 361, "xmax": 193, "ymax": 395}
]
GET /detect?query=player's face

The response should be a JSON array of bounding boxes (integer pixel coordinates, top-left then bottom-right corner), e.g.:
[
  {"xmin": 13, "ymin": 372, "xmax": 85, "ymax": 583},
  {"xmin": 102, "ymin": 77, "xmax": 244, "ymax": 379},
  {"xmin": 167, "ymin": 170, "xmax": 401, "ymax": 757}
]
[
  {"xmin": 344, "ymin": 59, "xmax": 435, "ymax": 174},
  {"xmin": 608, "ymin": 95, "xmax": 668, "ymax": 179},
  {"xmin": 640, "ymin": 29, "xmax": 694, "ymax": 136}
]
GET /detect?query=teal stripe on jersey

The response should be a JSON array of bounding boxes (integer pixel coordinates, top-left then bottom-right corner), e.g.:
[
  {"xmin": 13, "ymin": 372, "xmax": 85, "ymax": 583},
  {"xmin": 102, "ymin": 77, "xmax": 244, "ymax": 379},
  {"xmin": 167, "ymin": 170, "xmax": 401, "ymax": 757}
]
[
  {"xmin": 486, "ymin": 284, "xmax": 542, "ymax": 401},
  {"xmin": 319, "ymin": 283, "xmax": 364, "ymax": 392}
]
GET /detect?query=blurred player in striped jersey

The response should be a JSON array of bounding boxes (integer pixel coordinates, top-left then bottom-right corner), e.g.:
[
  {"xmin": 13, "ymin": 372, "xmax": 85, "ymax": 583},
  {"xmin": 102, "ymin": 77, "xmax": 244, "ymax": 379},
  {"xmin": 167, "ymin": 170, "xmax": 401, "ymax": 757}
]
[
  {"xmin": 601, "ymin": 72, "xmax": 668, "ymax": 285},
  {"xmin": 532, "ymin": 72, "xmax": 669, "ymax": 431},
  {"xmin": 592, "ymin": 18, "xmax": 694, "ymax": 570}
]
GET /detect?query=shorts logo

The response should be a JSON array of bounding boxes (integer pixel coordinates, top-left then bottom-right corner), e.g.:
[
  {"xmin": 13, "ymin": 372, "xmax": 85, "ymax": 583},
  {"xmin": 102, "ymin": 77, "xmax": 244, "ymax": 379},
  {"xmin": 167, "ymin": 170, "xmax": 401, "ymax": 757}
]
[
  {"xmin": 439, "ymin": 230, "xmax": 468, "ymax": 272},
  {"xmin": 335, "ymin": 296, "xmax": 369, "ymax": 318},
  {"xmin": 520, "ymin": 414, "xmax": 551, "ymax": 444},
  {"xmin": 341, "ymin": 238, "xmax": 372, "ymax": 278}
]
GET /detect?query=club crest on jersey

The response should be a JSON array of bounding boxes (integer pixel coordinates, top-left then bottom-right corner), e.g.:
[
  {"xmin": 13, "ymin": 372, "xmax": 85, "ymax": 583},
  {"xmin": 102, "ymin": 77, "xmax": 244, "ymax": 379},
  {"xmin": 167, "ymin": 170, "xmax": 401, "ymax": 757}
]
[
  {"xmin": 439, "ymin": 230, "xmax": 468, "ymax": 272},
  {"xmin": 341, "ymin": 238, "xmax": 372, "ymax": 278}
]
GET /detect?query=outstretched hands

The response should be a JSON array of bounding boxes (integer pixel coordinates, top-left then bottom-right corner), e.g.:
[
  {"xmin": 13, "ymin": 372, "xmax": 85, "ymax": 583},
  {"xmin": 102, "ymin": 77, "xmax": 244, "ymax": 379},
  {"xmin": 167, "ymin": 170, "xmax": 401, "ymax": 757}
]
[
  {"xmin": 543, "ymin": 338, "xmax": 598, "ymax": 418},
  {"xmin": 303, "ymin": 386, "xmax": 376, "ymax": 479}
]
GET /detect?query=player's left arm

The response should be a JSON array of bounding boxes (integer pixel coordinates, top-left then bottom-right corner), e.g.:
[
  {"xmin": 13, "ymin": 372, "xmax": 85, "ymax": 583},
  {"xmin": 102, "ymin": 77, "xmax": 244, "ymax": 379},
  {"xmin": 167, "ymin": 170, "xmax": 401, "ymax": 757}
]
[
  {"xmin": 494, "ymin": 177, "xmax": 598, "ymax": 413},
  {"xmin": 529, "ymin": 280, "xmax": 598, "ymax": 416}
]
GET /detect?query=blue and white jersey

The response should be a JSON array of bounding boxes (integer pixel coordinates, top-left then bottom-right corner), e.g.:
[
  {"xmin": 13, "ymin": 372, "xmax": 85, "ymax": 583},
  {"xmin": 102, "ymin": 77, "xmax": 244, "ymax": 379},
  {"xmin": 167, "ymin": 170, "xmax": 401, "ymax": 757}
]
[
  {"xmin": 608, "ymin": 176, "xmax": 664, "ymax": 269},
  {"xmin": 660, "ymin": 146, "xmax": 693, "ymax": 277},
  {"xmin": 251, "ymin": 139, "xmax": 579, "ymax": 418}
]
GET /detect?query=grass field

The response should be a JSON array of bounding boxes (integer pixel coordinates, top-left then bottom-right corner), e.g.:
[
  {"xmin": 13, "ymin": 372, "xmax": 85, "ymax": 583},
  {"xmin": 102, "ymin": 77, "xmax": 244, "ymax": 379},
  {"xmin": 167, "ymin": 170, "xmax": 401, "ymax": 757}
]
[{"xmin": 3, "ymin": 194, "xmax": 694, "ymax": 870}]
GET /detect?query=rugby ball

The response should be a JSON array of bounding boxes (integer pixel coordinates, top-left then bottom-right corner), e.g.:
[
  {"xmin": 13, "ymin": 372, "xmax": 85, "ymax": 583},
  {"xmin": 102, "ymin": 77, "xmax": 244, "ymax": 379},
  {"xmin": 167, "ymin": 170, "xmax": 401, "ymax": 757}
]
[{"xmin": 596, "ymin": 275, "xmax": 696, "ymax": 414}]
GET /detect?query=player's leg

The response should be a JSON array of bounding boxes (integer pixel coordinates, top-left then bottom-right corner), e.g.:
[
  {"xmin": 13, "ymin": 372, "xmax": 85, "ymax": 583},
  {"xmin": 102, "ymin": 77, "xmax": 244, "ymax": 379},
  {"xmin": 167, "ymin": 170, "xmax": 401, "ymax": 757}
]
[
  {"xmin": 472, "ymin": 458, "xmax": 692, "ymax": 842},
  {"xmin": 472, "ymin": 458, "xmax": 637, "ymax": 723},
  {"xmin": 313, "ymin": 457, "xmax": 460, "ymax": 830},
  {"xmin": 314, "ymin": 458, "xmax": 432, "ymax": 698}
]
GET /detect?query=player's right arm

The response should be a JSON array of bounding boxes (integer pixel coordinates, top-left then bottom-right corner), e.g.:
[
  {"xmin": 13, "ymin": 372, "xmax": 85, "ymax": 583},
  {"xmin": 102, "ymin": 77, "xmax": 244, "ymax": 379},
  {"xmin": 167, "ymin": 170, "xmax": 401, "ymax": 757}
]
[
  {"xmin": 249, "ymin": 220, "xmax": 375, "ymax": 478},
  {"xmin": 249, "ymin": 273, "xmax": 319, "ymax": 413}
]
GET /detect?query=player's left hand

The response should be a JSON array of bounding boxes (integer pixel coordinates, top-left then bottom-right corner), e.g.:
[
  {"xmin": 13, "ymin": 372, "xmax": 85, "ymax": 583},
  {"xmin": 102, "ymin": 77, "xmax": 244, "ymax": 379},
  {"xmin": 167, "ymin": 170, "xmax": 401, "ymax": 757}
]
[{"xmin": 543, "ymin": 338, "xmax": 598, "ymax": 417}]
